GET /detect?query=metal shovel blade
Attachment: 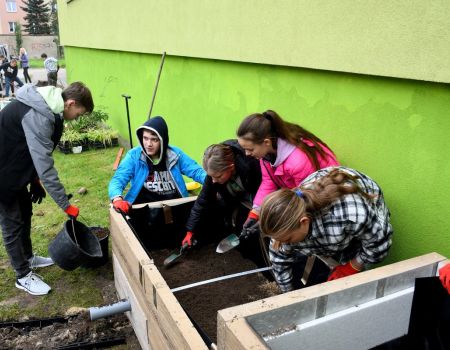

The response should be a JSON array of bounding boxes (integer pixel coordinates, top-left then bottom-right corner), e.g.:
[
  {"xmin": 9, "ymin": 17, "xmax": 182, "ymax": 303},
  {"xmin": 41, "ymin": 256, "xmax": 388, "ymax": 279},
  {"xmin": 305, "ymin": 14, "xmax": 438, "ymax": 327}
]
[
  {"xmin": 216, "ymin": 234, "xmax": 240, "ymax": 253},
  {"xmin": 163, "ymin": 251, "xmax": 183, "ymax": 266}
]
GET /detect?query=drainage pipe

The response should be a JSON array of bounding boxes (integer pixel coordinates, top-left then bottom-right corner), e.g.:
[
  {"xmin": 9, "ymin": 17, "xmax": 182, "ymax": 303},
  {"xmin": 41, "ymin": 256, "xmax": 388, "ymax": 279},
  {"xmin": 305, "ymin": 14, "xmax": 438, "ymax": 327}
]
[{"xmin": 89, "ymin": 299, "xmax": 131, "ymax": 321}]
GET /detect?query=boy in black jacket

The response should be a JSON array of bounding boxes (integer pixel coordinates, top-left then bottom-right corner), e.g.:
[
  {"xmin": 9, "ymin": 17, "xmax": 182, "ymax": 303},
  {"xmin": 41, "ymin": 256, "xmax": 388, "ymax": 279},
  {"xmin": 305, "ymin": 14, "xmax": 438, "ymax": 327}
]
[{"xmin": 0, "ymin": 58, "xmax": 24, "ymax": 97}]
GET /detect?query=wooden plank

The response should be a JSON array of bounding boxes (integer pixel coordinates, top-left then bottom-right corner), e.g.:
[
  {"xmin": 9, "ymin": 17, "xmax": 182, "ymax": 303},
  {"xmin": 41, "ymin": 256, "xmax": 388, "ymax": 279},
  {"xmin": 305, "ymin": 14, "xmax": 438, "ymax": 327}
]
[
  {"xmin": 113, "ymin": 254, "xmax": 169, "ymax": 350},
  {"xmin": 110, "ymin": 208, "xmax": 152, "ymax": 287},
  {"xmin": 217, "ymin": 316, "xmax": 268, "ymax": 350},
  {"xmin": 218, "ymin": 252, "xmax": 446, "ymax": 323},
  {"xmin": 132, "ymin": 196, "xmax": 197, "ymax": 209},
  {"xmin": 142, "ymin": 264, "xmax": 209, "ymax": 350},
  {"xmin": 112, "ymin": 147, "xmax": 124, "ymax": 170}
]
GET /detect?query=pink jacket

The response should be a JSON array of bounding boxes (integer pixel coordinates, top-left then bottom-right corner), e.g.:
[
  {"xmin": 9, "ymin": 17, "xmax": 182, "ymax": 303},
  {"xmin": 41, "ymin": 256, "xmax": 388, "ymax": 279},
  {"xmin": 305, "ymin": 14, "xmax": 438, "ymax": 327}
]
[{"xmin": 253, "ymin": 138, "xmax": 339, "ymax": 208}]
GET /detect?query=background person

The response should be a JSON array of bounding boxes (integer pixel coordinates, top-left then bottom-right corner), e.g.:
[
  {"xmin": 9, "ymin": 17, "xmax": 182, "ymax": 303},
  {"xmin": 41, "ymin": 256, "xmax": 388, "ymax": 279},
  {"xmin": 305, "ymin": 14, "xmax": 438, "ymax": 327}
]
[
  {"xmin": 236, "ymin": 109, "xmax": 339, "ymax": 238},
  {"xmin": 259, "ymin": 166, "xmax": 393, "ymax": 293},
  {"xmin": 19, "ymin": 48, "xmax": 31, "ymax": 84},
  {"xmin": 0, "ymin": 82, "xmax": 94, "ymax": 296},
  {"xmin": 41, "ymin": 53, "xmax": 59, "ymax": 87},
  {"xmin": 0, "ymin": 58, "xmax": 24, "ymax": 97}
]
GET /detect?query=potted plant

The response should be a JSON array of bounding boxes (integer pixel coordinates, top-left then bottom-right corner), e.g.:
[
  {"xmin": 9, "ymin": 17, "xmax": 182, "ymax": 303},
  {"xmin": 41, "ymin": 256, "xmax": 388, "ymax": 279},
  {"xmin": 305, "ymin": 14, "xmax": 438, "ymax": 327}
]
[{"xmin": 58, "ymin": 129, "xmax": 87, "ymax": 154}]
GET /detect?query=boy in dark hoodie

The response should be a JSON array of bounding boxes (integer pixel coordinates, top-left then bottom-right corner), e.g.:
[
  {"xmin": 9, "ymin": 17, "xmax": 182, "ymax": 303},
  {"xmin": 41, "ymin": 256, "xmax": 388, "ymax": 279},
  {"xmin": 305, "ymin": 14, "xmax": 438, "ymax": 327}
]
[
  {"xmin": 0, "ymin": 82, "xmax": 94, "ymax": 296},
  {"xmin": 108, "ymin": 116, "xmax": 206, "ymax": 213}
]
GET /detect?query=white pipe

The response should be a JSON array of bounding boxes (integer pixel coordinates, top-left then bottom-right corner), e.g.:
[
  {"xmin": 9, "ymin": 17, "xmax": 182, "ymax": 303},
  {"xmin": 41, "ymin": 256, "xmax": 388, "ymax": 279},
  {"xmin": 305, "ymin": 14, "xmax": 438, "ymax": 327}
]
[{"xmin": 89, "ymin": 299, "xmax": 131, "ymax": 321}]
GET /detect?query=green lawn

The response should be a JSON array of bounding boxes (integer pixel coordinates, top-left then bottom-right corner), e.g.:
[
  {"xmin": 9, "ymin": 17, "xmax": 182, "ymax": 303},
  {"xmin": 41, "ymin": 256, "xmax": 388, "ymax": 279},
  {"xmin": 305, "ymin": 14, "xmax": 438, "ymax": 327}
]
[
  {"xmin": 28, "ymin": 58, "xmax": 66, "ymax": 69},
  {"xmin": 0, "ymin": 147, "xmax": 118, "ymax": 321}
]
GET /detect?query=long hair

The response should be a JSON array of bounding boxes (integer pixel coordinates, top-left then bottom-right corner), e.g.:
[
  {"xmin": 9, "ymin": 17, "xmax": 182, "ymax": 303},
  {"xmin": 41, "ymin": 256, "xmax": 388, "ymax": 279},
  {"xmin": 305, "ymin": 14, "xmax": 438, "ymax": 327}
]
[
  {"xmin": 236, "ymin": 109, "xmax": 335, "ymax": 170},
  {"xmin": 260, "ymin": 169, "xmax": 374, "ymax": 248},
  {"xmin": 203, "ymin": 144, "xmax": 235, "ymax": 173}
]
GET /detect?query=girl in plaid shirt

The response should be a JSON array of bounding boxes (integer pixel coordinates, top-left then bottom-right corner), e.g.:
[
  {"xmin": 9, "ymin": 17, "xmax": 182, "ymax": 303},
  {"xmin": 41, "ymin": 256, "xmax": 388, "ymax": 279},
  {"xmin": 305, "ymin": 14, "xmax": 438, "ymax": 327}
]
[{"xmin": 260, "ymin": 166, "xmax": 393, "ymax": 293}]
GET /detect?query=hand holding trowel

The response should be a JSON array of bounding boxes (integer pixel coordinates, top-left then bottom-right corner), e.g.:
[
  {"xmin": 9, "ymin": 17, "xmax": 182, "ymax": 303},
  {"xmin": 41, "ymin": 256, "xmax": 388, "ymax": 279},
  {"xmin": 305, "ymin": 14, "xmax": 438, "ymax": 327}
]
[
  {"xmin": 216, "ymin": 210, "xmax": 259, "ymax": 253},
  {"xmin": 164, "ymin": 231, "xmax": 197, "ymax": 266}
]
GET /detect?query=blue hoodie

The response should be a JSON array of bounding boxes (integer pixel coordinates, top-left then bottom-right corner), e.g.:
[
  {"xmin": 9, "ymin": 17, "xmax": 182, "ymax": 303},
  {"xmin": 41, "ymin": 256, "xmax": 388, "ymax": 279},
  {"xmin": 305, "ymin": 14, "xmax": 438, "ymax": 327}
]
[{"xmin": 108, "ymin": 117, "xmax": 206, "ymax": 203}]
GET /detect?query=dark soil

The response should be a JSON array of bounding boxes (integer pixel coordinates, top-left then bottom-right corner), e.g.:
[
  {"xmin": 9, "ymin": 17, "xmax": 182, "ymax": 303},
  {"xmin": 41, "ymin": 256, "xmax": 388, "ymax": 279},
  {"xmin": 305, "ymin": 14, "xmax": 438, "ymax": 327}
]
[
  {"xmin": 0, "ymin": 227, "xmax": 140, "ymax": 350},
  {"xmin": 150, "ymin": 243, "xmax": 281, "ymax": 343}
]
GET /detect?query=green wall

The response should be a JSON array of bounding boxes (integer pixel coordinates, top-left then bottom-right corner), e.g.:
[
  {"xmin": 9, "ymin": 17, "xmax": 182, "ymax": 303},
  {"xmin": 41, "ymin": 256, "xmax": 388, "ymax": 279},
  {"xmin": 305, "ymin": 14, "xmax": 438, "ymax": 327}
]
[
  {"xmin": 58, "ymin": 0, "xmax": 450, "ymax": 83},
  {"xmin": 66, "ymin": 47, "xmax": 450, "ymax": 263}
]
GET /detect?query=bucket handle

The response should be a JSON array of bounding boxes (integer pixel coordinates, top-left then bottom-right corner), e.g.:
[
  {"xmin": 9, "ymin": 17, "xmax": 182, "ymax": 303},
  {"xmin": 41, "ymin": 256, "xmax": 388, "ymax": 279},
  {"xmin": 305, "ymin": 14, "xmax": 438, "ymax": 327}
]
[{"xmin": 70, "ymin": 218, "xmax": 79, "ymax": 247}]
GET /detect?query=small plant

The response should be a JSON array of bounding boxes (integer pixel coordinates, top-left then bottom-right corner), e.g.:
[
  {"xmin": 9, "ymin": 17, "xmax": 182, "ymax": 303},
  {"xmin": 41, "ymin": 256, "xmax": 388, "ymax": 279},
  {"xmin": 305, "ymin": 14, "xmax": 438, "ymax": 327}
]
[
  {"xmin": 86, "ymin": 128, "xmax": 118, "ymax": 148},
  {"xmin": 70, "ymin": 107, "xmax": 109, "ymax": 133},
  {"xmin": 59, "ymin": 129, "xmax": 86, "ymax": 146}
]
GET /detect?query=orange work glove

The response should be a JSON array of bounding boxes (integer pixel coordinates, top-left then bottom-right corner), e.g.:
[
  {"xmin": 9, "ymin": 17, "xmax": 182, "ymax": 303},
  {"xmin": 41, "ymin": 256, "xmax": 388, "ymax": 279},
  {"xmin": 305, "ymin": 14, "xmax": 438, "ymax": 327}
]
[
  {"xmin": 439, "ymin": 263, "xmax": 450, "ymax": 294},
  {"xmin": 182, "ymin": 231, "xmax": 194, "ymax": 247},
  {"xmin": 64, "ymin": 204, "xmax": 79, "ymax": 219},
  {"xmin": 112, "ymin": 198, "xmax": 131, "ymax": 214},
  {"xmin": 328, "ymin": 261, "xmax": 361, "ymax": 281}
]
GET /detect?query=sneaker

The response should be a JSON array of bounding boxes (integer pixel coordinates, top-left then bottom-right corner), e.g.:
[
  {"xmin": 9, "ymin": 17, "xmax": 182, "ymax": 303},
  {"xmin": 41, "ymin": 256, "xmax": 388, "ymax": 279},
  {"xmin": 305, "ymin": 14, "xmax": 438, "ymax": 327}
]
[
  {"xmin": 29, "ymin": 255, "xmax": 54, "ymax": 268},
  {"xmin": 15, "ymin": 272, "xmax": 51, "ymax": 296}
]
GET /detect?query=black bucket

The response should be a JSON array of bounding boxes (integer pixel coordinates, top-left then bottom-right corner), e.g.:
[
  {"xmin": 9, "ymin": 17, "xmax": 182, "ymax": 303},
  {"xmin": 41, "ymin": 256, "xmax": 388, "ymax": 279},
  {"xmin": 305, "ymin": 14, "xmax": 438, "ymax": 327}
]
[
  {"xmin": 81, "ymin": 227, "xmax": 109, "ymax": 268},
  {"xmin": 48, "ymin": 220, "xmax": 102, "ymax": 271}
]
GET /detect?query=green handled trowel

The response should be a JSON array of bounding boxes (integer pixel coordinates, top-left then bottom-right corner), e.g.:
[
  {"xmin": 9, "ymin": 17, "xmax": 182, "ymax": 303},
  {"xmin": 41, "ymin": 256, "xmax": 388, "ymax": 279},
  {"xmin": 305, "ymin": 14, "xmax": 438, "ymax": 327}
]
[{"xmin": 163, "ymin": 240, "xmax": 197, "ymax": 267}]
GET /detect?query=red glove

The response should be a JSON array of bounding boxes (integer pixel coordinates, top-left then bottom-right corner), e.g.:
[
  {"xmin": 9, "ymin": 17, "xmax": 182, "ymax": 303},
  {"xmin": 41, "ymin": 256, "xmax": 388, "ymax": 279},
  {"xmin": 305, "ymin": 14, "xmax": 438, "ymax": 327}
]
[
  {"xmin": 64, "ymin": 205, "xmax": 79, "ymax": 219},
  {"xmin": 439, "ymin": 263, "xmax": 450, "ymax": 294},
  {"xmin": 112, "ymin": 199, "xmax": 131, "ymax": 214},
  {"xmin": 328, "ymin": 261, "xmax": 361, "ymax": 281},
  {"xmin": 182, "ymin": 231, "xmax": 194, "ymax": 247}
]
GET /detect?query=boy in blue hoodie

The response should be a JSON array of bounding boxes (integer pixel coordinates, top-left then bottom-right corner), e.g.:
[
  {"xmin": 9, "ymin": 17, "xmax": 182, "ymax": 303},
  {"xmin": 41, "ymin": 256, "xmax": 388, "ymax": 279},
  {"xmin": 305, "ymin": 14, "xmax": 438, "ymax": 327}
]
[{"xmin": 109, "ymin": 116, "xmax": 206, "ymax": 213}]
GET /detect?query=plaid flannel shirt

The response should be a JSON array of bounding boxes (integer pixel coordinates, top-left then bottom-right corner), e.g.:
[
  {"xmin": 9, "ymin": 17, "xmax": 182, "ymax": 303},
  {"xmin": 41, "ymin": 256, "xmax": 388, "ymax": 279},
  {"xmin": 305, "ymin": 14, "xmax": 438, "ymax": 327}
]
[{"xmin": 269, "ymin": 167, "xmax": 393, "ymax": 292}]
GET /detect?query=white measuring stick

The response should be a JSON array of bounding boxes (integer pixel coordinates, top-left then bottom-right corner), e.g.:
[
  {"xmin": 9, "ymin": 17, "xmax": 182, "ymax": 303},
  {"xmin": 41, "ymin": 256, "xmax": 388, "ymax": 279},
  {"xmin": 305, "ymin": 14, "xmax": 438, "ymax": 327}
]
[{"xmin": 171, "ymin": 266, "xmax": 273, "ymax": 293}]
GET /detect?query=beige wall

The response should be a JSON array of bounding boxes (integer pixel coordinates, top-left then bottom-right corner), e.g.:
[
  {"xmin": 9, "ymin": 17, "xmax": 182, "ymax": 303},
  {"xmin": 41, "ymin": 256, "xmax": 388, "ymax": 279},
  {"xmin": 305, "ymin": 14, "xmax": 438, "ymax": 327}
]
[
  {"xmin": 0, "ymin": 34, "xmax": 58, "ymax": 58},
  {"xmin": 58, "ymin": 0, "xmax": 450, "ymax": 83},
  {"xmin": 0, "ymin": 0, "xmax": 27, "ymax": 34}
]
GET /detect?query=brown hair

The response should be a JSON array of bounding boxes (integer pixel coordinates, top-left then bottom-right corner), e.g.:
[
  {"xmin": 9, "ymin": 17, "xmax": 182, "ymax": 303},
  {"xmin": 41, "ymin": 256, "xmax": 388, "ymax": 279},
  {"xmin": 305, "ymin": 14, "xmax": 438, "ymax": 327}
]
[
  {"xmin": 260, "ymin": 169, "xmax": 374, "ymax": 248},
  {"xmin": 203, "ymin": 144, "xmax": 235, "ymax": 173},
  {"xmin": 236, "ymin": 109, "xmax": 334, "ymax": 170},
  {"xmin": 62, "ymin": 81, "xmax": 94, "ymax": 113}
]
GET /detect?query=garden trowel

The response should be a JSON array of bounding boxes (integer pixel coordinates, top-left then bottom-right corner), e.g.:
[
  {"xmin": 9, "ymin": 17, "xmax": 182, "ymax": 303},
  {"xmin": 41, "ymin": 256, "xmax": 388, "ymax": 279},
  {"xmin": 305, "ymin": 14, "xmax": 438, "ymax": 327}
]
[
  {"xmin": 163, "ymin": 240, "xmax": 197, "ymax": 267},
  {"xmin": 216, "ymin": 233, "xmax": 242, "ymax": 253}
]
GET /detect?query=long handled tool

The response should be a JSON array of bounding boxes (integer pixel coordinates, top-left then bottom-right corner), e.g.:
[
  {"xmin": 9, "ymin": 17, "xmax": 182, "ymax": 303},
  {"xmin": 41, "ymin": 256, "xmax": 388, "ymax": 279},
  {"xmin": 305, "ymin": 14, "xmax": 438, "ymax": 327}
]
[
  {"xmin": 121, "ymin": 94, "xmax": 133, "ymax": 148},
  {"xmin": 148, "ymin": 52, "xmax": 166, "ymax": 119},
  {"xmin": 171, "ymin": 266, "xmax": 273, "ymax": 293}
]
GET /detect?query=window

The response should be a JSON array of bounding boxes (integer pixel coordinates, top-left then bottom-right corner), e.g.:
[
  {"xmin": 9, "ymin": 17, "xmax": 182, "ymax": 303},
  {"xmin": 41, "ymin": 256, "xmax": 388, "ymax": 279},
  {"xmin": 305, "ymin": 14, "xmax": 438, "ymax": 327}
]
[
  {"xmin": 8, "ymin": 22, "xmax": 16, "ymax": 33},
  {"xmin": 6, "ymin": 0, "xmax": 17, "ymax": 12}
]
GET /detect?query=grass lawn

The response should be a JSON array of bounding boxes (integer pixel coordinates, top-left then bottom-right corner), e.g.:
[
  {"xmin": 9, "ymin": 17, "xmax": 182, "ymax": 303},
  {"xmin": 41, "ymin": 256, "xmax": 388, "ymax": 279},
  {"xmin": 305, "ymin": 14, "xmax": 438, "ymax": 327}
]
[
  {"xmin": 28, "ymin": 58, "xmax": 66, "ymax": 69},
  {"xmin": 0, "ymin": 146, "xmax": 118, "ymax": 321}
]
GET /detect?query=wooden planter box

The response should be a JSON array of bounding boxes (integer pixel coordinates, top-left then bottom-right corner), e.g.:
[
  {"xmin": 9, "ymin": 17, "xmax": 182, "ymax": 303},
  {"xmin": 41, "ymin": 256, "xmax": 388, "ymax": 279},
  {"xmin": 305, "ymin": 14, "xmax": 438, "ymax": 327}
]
[{"xmin": 110, "ymin": 200, "xmax": 447, "ymax": 350}]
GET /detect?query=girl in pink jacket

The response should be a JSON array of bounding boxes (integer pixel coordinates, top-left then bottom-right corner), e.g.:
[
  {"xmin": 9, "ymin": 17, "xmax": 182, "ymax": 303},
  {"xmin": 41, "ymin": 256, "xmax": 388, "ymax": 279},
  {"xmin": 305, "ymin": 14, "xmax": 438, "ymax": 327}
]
[{"xmin": 237, "ymin": 109, "xmax": 339, "ymax": 235}]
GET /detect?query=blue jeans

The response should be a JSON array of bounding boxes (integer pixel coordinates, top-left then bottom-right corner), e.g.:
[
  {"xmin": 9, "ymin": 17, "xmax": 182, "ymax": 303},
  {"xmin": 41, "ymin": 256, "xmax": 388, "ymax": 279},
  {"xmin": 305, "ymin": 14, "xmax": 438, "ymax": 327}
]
[{"xmin": 4, "ymin": 76, "xmax": 24, "ymax": 97}]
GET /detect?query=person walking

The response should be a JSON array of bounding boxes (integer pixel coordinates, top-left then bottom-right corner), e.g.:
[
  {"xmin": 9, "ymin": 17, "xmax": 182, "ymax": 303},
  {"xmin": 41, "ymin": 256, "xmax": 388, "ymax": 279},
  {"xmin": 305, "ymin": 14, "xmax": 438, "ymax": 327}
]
[
  {"xmin": 41, "ymin": 53, "xmax": 59, "ymax": 87},
  {"xmin": 0, "ymin": 82, "xmax": 94, "ymax": 295},
  {"xmin": 19, "ymin": 48, "xmax": 32, "ymax": 83},
  {"xmin": 259, "ymin": 166, "xmax": 393, "ymax": 292}
]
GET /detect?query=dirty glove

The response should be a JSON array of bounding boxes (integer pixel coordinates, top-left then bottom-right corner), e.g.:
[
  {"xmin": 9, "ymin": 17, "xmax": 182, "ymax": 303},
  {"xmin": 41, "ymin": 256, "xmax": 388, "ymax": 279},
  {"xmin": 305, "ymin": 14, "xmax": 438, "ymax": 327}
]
[
  {"xmin": 30, "ymin": 179, "xmax": 46, "ymax": 204},
  {"xmin": 327, "ymin": 261, "xmax": 361, "ymax": 281},
  {"xmin": 182, "ymin": 231, "xmax": 194, "ymax": 247},
  {"xmin": 240, "ymin": 210, "xmax": 260, "ymax": 238},
  {"xmin": 112, "ymin": 198, "xmax": 131, "ymax": 214},
  {"xmin": 64, "ymin": 205, "xmax": 79, "ymax": 219},
  {"xmin": 439, "ymin": 263, "xmax": 450, "ymax": 294}
]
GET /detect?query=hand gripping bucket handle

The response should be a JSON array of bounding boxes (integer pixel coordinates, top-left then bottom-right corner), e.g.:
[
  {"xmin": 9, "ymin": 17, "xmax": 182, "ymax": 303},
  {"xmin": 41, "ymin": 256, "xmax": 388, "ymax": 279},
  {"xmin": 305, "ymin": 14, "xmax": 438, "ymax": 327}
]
[{"xmin": 49, "ymin": 219, "xmax": 103, "ymax": 271}]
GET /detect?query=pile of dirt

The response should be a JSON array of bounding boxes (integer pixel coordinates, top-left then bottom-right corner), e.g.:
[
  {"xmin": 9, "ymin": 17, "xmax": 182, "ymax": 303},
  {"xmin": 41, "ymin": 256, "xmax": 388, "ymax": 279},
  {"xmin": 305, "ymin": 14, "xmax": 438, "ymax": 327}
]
[
  {"xmin": 0, "ymin": 270, "xmax": 140, "ymax": 350},
  {"xmin": 150, "ymin": 243, "xmax": 281, "ymax": 343}
]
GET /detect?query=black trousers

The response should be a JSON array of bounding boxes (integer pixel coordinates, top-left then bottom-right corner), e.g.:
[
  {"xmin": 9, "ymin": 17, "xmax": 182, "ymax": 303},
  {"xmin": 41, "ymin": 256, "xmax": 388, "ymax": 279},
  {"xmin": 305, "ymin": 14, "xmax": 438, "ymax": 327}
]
[{"xmin": 0, "ymin": 188, "xmax": 33, "ymax": 278}]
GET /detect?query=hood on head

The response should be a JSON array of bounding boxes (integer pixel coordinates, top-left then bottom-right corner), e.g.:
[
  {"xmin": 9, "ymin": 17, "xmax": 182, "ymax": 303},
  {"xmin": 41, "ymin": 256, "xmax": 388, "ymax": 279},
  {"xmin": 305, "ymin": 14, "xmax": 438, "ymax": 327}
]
[{"xmin": 136, "ymin": 116, "xmax": 169, "ymax": 164}]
